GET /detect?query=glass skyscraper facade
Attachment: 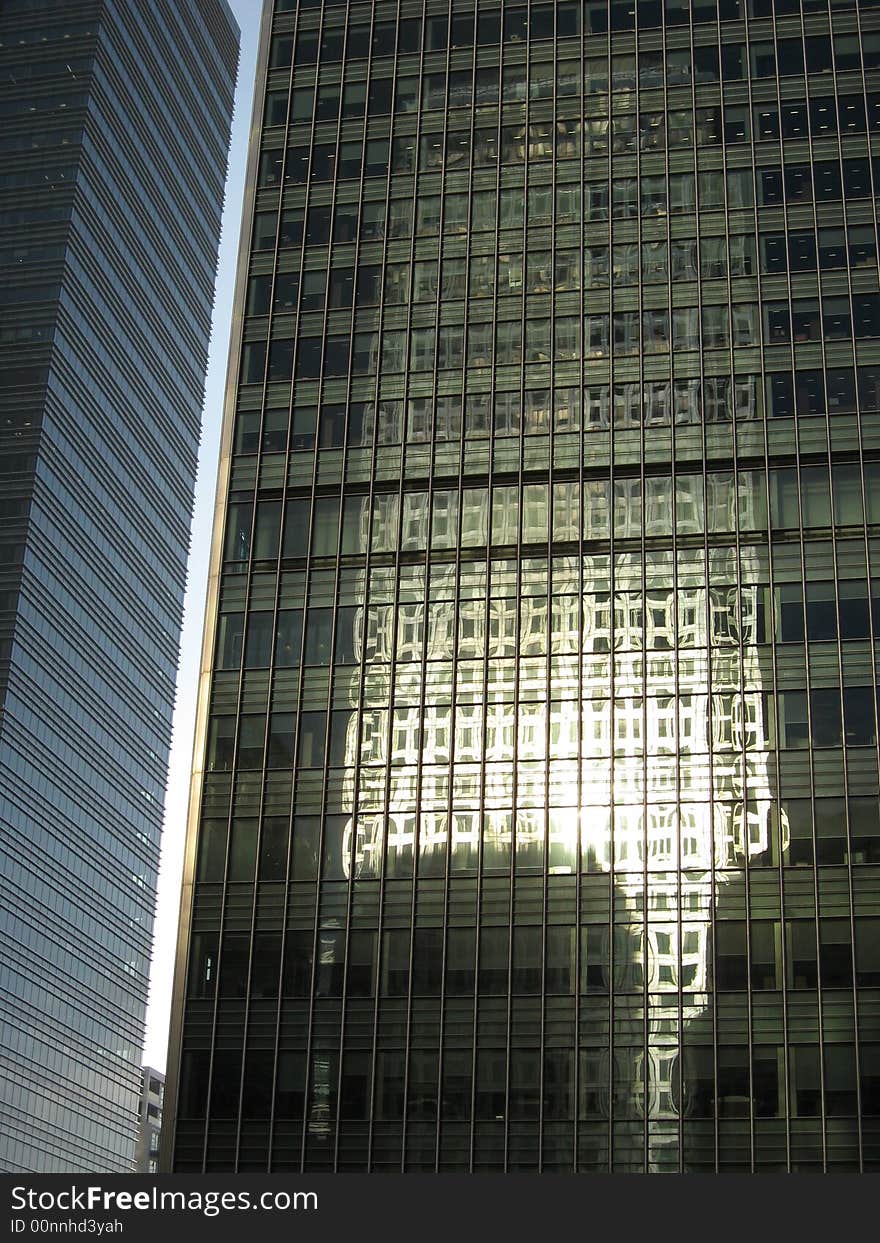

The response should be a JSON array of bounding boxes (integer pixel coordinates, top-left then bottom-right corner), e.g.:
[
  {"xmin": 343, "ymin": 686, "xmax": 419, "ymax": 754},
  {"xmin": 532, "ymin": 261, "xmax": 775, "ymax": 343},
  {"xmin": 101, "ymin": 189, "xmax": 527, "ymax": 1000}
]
[
  {"xmin": 165, "ymin": 0, "xmax": 880, "ymax": 1172},
  {"xmin": 0, "ymin": 0, "xmax": 237, "ymax": 1171}
]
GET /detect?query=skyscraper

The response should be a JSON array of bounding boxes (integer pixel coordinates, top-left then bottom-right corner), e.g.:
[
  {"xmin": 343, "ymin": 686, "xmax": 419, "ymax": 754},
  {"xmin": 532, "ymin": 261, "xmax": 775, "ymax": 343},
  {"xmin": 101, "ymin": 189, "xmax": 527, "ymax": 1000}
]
[
  {"xmin": 164, "ymin": 0, "xmax": 880, "ymax": 1173},
  {"xmin": 0, "ymin": 0, "xmax": 237, "ymax": 1172},
  {"xmin": 135, "ymin": 1068, "xmax": 165, "ymax": 1175}
]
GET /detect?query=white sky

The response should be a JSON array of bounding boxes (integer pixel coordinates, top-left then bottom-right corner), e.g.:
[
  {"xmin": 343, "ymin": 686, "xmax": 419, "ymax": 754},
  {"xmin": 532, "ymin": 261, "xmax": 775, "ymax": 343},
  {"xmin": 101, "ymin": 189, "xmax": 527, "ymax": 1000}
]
[{"xmin": 142, "ymin": 0, "xmax": 261, "ymax": 1071}]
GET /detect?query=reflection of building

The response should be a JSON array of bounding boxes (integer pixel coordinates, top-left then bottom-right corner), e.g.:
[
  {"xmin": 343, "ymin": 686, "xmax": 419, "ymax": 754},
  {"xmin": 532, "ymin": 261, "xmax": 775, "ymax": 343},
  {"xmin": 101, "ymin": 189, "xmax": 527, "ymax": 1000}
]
[
  {"xmin": 166, "ymin": 0, "xmax": 880, "ymax": 1173},
  {"xmin": 135, "ymin": 1069, "xmax": 165, "ymax": 1175},
  {"xmin": 0, "ymin": 0, "xmax": 237, "ymax": 1172}
]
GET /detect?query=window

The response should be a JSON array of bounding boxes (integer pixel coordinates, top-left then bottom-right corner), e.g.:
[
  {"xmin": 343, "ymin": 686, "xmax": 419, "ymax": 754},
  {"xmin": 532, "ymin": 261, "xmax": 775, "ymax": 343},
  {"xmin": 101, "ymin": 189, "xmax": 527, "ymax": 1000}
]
[{"xmin": 216, "ymin": 612, "xmax": 244, "ymax": 669}]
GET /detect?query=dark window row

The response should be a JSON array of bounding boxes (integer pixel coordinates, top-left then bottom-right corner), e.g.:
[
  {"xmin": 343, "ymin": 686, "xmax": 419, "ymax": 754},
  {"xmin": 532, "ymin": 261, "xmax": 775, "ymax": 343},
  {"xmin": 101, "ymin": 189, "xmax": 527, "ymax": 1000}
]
[
  {"xmin": 760, "ymin": 226, "xmax": 877, "ymax": 274},
  {"xmin": 779, "ymin": 686, "xmax": 880, "ymax": 748},
  {"xmin": 230, "ymin": 367, "xmax": 880, "ymax": 456},
  {"xmin": 251, "ymin": 159, "xmax": 878, "ymax": 257},
  {"xmin": 238, "ymin": 293, "xmax": 880, "ymax": 385},
  {"xmin": 187, "ymin": 916, "xmax": 879, "ymax": 1003},
  {"xmin": 260, "ymin": 98, "xmax": 880, "ymax": 186},
  {"xmin": 271, "ymin": 4, "xmax": 593, "ymax": 71},
  {"xmin": 247, "ymin": 238, "xmax": 759, "ymax": 315},
  {"xmin": 769, "ymin": 367, "xmax": 880, "ymax": 419},
  {"xmin": 181, "ymin": 1038, "xmax": 880, "ymax": 1125},
  {"xmin": 765, "ymin": 294, "xmax": 880, "ymax": 343},
  {"xmin": 658, "ymin": 33, "xmax": 880, "ymax": 84},
  {"xmin": 777, "ymin": 580, "xmax": 880, "ymax": 643},
  {"xmin": 265, "ymin": 34, "xmax": 880, "ymax": 129},
  {"xmin": 270, "ymin": 3, "xmax": 880, "ymax": 72}
]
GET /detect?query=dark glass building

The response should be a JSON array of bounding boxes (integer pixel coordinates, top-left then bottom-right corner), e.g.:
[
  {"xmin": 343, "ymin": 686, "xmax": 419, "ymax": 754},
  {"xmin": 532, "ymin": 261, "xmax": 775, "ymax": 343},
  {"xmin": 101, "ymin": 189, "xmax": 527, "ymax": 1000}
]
[
  {"xmin": 164, "ymin": 0, "xmax": 880, "ymax": 1172},
  {"xmin": 0, "ymin": 0, "xmax": 237, "ymax": 1172}
]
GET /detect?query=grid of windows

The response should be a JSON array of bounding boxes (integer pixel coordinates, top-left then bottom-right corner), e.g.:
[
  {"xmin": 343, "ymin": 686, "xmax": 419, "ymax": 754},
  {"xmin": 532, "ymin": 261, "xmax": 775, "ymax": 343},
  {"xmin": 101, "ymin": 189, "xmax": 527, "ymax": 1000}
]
[{"xmin": 168, "ymin": 0, "xmax": 880, "ymax": 1173}]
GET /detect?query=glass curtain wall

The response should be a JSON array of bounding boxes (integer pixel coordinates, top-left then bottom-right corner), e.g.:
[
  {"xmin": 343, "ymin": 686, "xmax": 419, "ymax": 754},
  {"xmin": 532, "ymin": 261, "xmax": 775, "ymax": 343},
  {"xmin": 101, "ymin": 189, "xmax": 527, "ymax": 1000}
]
[
  {"xmin": 168, "ymin": 0, "xmax": 880, "ymax": 1172},
  {"xmin": 0, "ymin": 0, "xmax": 237, "ymax": 1172}
]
